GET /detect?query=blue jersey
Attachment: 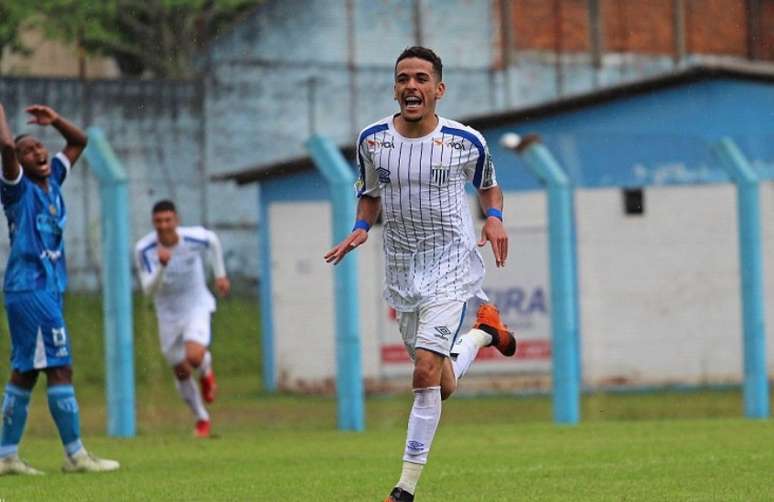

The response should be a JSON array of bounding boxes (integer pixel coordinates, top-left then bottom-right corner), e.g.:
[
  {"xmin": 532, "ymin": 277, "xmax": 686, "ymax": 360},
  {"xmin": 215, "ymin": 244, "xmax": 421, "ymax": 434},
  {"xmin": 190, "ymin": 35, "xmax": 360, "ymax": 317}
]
[{"xmin": 1, "ymin": 153, "xmax": 70, "ymax": 292}]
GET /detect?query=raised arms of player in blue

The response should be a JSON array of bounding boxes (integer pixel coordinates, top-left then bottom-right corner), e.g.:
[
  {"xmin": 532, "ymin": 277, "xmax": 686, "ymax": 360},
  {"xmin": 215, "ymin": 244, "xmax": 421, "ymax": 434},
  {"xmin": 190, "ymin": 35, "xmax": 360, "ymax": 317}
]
[
  {"xmin": 25, "ymin": 105, "xmax": 88, "ymax": 168},
  {"xmin": 0, "ymin": 104, "xmax": 16, "ymax": 183}
]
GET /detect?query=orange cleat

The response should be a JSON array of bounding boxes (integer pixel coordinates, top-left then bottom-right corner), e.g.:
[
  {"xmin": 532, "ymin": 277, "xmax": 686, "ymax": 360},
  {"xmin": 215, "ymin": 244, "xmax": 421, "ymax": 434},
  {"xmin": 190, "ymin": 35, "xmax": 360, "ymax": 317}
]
[
  {"xmin": 195, "ymin": 419, "xmax": 211, "ymax": 438},
  {"xmin": 200, "ymin": 369, "xmax": 217, "ymax": 404},
  {"xmin": 473, "ymin": 303, "xmax": 517, "ymax": 356}
]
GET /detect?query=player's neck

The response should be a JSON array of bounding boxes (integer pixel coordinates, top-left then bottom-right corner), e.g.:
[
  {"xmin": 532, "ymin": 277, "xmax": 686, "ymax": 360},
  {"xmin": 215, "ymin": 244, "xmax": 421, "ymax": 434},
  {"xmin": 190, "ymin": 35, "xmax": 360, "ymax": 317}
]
[
  {"xmin": 158, "ymin": 232, "xmax": 179, "ymax": 247},
  {"xmin": 31, "ymin": 177, "xmax": 50, "ymax": 192},
  {"xmin": 394, "ymin": 113, "xmax": 439, "ymax": 138}
]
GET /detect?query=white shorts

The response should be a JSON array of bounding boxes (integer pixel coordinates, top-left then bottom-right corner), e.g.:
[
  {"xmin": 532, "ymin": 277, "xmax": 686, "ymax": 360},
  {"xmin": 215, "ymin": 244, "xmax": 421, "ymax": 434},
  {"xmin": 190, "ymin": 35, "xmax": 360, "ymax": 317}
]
[
  {"xmin": 397, "ymin": 300, "xmax": 467, "ymax": 360},
  {"xmin": 157, "ymin": 312, "xmax": 211, "ymax": 366}
]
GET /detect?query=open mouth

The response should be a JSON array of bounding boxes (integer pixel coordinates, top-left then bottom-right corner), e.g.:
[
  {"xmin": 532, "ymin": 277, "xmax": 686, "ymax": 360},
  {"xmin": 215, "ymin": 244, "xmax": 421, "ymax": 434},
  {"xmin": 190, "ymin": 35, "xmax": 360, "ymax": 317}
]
[{"xmin": 403, "ymin": 95, "xmax": 422, "ymax": 111}]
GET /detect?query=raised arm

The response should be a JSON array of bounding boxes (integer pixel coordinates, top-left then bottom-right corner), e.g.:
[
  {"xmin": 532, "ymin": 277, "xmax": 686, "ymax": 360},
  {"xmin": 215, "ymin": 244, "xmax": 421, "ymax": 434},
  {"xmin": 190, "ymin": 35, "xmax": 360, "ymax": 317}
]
[
  {"xmin": 477, "ymin": 186, "xmax": 508, "ymax": 268},
  {"xmin": 26, "ymin": 105, "xmax": 87, "ymax": 166},
  {"xmin": 324, "ymin": 194, "xmax": 381, "ymax": 266},
  {"xmin": 205, "ymin": 229, "xmax": 230, "ymax": 297},
  {"xmin": 0, "ymin": 104, "xmax": 19, "ymax": 182}
]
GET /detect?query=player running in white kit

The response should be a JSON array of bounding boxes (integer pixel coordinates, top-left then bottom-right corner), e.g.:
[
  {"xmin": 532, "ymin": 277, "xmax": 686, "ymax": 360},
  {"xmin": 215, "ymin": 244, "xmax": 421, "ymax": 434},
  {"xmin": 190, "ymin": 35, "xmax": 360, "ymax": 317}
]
[
  {"xmin": 325, "ymin": 47, "xmax": 517, "ymax": 501},
  {"xmin": 135, "ymin": 200, "xmax": 230, "ymax": 438}
]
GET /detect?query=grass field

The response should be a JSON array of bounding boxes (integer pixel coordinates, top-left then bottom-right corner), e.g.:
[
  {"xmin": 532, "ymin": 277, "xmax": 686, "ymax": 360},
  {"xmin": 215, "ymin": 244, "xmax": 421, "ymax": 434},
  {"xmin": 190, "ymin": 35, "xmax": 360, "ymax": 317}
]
[{"xmin": 1, "ymin": 294, "xmax": 774, "ymax": 500}]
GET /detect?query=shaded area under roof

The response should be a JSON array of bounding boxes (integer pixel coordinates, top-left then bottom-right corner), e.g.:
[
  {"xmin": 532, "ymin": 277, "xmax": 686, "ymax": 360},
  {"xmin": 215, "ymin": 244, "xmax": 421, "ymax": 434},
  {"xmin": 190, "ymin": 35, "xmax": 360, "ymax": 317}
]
[{"xmin": 212, "ymin": 60, "xmax": 774, "ymax": 186}]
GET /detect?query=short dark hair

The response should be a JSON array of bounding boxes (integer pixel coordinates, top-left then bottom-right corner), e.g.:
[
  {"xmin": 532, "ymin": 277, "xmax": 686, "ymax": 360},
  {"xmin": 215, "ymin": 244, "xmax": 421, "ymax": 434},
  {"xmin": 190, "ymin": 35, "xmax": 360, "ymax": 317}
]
[
  {"xmin": 395, "ymin": 46, "xmax": 443, "ymax": 81},
  {"xmin": 14, "ymin": 134, "xmax": 30, "ymax": 145},
  {"xmin": 152, "ymin": 199, "xmax": 176, "ymax": 214}
]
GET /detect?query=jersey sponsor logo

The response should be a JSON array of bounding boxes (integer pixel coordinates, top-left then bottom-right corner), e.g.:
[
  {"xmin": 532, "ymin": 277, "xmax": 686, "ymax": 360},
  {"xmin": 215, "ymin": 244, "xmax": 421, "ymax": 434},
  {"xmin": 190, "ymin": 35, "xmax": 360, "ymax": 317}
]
[
  {"xmin": 431, "ymin": 164, "xmax": 450, "ymax": 186},
  {"xmin": 434, "ymin": 325, "xmax": 452, "ymax": 340},
  {"xmin": 366, "ymin": 138, "xmax": 395, "ymax": 152},
  {"xmin": 39, "ymin": 249, "xmax": 62, "ymax": 262},
  {"xmin": 376, "ymin": 167, "xmax": 391, "ymax": 183},
  {"xmin": 431, "ymin": 138, "xmax": 466, "ymax": 150}
]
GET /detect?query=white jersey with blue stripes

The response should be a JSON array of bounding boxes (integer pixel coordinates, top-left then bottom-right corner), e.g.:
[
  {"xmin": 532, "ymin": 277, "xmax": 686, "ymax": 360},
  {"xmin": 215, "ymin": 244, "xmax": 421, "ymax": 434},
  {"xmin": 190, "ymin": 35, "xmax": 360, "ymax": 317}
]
[
  {"xmin": 355, "ymin": 115, "xmax": 497, "ymax": 311},
  {"xmin": 134, "ymin": 226, "xmax": 226, "ymax": 322}
]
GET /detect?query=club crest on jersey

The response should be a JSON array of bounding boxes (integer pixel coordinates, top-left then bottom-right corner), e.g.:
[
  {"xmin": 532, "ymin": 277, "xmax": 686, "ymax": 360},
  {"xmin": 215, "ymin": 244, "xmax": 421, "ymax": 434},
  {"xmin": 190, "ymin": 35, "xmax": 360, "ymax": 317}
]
[
  {"xmin": 432, "ymin": 164, "xmax": 450, "ymax": 186},
  {"xmin": 376, "ymin": 167, "xmax": 391, "ymax": 183}
]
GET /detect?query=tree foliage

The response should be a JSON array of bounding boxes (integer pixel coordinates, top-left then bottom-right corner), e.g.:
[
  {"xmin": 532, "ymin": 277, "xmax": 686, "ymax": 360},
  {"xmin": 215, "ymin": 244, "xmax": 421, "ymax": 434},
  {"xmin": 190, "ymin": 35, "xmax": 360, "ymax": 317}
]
[
  {"xmin": 0, "ymin": 1, "xmax": 36, "ymax": 73},
  {"xmin": 36, "ymin": 0, "xmax": 259, "ymax": 78}
]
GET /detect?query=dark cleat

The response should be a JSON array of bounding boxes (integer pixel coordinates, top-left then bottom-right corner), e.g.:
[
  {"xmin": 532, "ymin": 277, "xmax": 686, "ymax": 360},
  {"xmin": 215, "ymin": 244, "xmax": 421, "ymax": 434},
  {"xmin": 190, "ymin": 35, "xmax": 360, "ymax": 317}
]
[{"xmin": 385, "ymin": 486, "xmax": 414, "ymax": 502}]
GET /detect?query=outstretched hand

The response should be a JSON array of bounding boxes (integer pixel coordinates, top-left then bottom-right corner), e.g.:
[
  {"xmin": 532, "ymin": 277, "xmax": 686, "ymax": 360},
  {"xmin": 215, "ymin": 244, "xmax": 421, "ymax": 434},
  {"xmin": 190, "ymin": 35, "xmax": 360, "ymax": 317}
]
[
  {"xmin": 324, "ymin": 229, "xmax": 368, "ymax": 265},
  {"xmin": 478, "ymin": 217, "xmax": 508, "ymax": 267},
  {"xmin": 26, "ymin": 105, "xmax": 59, "ymax": 126}
]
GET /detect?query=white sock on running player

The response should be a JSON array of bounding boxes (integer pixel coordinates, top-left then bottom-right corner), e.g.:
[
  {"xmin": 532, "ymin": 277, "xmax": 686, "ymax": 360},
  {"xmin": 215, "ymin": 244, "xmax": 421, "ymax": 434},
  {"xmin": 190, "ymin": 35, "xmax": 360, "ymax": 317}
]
[
  {"xmin": 402, "ymin": 386, "xmax": 442, "ymax": 466},
  {"xmin": 451, "ymin": 328, "xmax": 492, "ymax": 380},
  {"xmin": 175, "ymin": 377, "xmax": 209, "ymax": 421},
  {"xmin": 198, "ymin": 351, "xmax": 212, "ymax": 376}
]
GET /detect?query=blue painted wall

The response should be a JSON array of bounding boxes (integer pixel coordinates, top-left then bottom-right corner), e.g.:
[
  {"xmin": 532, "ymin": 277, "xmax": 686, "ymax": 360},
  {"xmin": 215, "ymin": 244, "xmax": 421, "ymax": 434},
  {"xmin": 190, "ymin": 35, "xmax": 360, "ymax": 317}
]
[{"xmin": 486, "ymin": 79, "xmax": 774, "ymax": 191}]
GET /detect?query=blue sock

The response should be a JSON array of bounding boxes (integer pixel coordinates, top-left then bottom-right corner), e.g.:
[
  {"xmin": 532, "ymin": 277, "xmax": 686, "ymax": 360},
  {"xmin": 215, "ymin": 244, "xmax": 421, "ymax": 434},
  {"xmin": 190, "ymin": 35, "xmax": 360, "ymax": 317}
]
[
  {"xmin": 0, "ymin": 384, "xmax": 32, "ymax": 458},
  {"xmin": 47, "ymin": 385, "xmax": 83, "ymax": 456}
]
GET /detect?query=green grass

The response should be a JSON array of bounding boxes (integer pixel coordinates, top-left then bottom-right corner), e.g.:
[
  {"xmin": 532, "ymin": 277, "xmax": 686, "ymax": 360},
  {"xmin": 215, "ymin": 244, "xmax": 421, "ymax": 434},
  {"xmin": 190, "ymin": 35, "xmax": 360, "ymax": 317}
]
[{"xmin": 1, "ymin": 294, "xmax": 774, "ymax": 500}]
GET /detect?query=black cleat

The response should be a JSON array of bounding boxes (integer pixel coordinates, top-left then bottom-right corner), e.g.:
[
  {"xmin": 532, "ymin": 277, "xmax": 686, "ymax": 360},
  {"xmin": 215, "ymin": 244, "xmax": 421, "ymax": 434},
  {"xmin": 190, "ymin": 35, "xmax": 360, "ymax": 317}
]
[{"xmin": 385, "ymin": 486, "xmax": 414, "ymax": 502}]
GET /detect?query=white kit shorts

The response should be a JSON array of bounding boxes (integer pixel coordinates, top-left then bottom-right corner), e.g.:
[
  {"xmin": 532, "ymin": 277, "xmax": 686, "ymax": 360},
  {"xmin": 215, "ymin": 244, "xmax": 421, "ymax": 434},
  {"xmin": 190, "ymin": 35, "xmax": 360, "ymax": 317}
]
[
  {"xmin": 157, "ymin": 312, "xmax": 211, "ymax": 366},
  {"xmin": 397, "ymin": 300, "xmax": 467, "ymax": 360}
]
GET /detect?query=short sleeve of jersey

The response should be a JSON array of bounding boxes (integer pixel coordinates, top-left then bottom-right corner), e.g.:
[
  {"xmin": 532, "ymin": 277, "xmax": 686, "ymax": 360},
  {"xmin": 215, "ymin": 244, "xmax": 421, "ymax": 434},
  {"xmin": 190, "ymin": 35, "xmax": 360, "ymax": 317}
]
[
  {"xmin": 354, "ymin": 123, "xmax": 389, "ymax": 198},
  {"xmin": 51, "ymin": 152, "xmax": 71, "ymax": 186},
  {"xmin": 0, "ymin": 166, "xmax": 25, "ymax": 207},
  {"xmin": 462, "ymin": 129, "xmax": 498, "ymax": 190}
]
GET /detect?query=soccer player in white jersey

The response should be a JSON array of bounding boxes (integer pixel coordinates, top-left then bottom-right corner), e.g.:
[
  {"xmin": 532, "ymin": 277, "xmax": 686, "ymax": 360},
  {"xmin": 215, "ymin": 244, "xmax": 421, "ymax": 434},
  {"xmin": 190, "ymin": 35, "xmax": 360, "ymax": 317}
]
[
  {"xmin": 325, "ymin": 47, "xmax": 517, "ymax": 501},
  {"xmin": 135, "ymin": 200, "xmax": 230, "ymax": 438}
]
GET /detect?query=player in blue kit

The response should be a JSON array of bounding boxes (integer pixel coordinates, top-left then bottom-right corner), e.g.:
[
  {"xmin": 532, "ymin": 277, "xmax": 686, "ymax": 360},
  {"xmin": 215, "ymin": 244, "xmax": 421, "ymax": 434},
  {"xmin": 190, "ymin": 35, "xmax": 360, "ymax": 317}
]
[{"xmin": 0, "ymin": 103, "xmax": 119, "ymax": 475}]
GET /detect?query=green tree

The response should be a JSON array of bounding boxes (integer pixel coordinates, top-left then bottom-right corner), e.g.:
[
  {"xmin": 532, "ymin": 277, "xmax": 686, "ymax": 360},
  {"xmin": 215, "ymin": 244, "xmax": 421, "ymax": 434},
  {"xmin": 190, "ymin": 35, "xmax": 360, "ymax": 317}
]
[
  {"xmin": 0, "ymin": 1, "xmax": 36, "ymax": 75},
  {"xmin": 39, "ymin": 0, "xmax": 258, "ymax": 79}
]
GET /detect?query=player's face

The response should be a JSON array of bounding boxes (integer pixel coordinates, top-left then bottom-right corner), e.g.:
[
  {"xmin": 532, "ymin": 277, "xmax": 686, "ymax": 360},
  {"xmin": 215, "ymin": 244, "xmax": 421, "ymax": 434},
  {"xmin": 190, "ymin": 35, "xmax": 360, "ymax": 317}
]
[
  {"xmin": 153, "ymin": 210, "xmax": 179, "ymax": 245},
  {"xmin": 394, "ymin": 58, "xmax": 445, "ymax": 123},
  {"xmin": 15, "ymin": 136, "xmax": 50, "ymax": 179}
]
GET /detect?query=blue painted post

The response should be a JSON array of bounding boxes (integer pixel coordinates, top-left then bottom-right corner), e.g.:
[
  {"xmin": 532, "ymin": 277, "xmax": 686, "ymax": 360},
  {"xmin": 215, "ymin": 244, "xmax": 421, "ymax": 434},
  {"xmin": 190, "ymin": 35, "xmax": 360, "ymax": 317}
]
[
  {"xmin": 516, "ymin": 138, "xmax": 580, "ymax": 425},
  {"xmin": 83, "ymin": 127, "xmax": 136, "ymax": 437},
  {"xmin": 305, "ymin": 135, "xmax": 365, "ymax": 431},
  {"xmin": 257, "ymin": 184, "xmax": 277, "ymax": 392},
  {"xmin": 712, "ymin": 138, "xmax": 769, "ymax": 419}
]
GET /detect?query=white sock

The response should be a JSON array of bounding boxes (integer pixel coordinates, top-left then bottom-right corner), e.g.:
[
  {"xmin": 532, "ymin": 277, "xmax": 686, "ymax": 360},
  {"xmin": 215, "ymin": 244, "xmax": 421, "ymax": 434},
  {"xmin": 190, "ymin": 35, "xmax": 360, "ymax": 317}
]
[
  {"xmin": 198, "ymin": 351, "xmax": 212, "ymax": 376},
  {"xmin": 451, "ymin": 329, "xmax": 492, "ymax": 380},
  {"xmin": 402, "ymin": 386, "xmax": 442, "ymax": 465},
  {"xmin": 175, "ymin": 377, "xmax": 209, "ymax": 421},
  {"xmin": 396, "ymin": 461, "xmax": 424, "ymax": 495}
]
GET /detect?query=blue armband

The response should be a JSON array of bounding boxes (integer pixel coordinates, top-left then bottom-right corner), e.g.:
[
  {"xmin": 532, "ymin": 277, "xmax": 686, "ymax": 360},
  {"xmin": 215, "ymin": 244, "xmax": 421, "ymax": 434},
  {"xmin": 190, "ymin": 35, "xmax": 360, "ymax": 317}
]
[
  {"xmin": 486, "ymin": 208, "xmax": 503, "ymax": 221},
  {"xmin": 352, "ymin": 219, "xmax": 371, "ymax": 232}
]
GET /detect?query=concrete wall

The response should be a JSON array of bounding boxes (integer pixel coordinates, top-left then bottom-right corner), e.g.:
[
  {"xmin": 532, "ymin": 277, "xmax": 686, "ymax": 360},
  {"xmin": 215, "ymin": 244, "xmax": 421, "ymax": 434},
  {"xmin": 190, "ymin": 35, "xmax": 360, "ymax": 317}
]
[{"xmin": 0, "ymin": 78, "xmax": 214, "ymax": 290}]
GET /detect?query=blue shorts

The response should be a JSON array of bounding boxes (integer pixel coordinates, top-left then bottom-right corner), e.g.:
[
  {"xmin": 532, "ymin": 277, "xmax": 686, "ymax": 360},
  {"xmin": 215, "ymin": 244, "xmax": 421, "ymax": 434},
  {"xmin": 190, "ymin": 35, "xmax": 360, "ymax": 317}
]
[{"xmin": 4, "ymin": 290, "xmax": 72, "ymax": 372}]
